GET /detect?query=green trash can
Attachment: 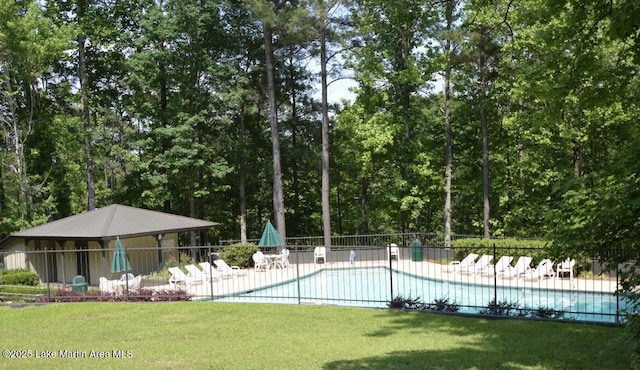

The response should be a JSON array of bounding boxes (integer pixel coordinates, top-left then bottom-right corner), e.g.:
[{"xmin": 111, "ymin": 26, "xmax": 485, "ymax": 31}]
[
  {"xmin": 410, "ymin": 238, "xmax": 423, "ymax": 261},
  {"xmin": 71, "ymin": 275, "xmax": 88, "ymax": 293}
]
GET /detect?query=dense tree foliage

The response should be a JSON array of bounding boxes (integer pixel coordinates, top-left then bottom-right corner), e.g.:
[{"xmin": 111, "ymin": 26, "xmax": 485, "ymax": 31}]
[{"xmin": 0, "ymin": 1, "xmax": 637, "ymax": 262}]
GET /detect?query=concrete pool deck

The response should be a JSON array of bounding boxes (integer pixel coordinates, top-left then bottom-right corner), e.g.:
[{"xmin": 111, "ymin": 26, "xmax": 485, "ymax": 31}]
[{"xmin": 166, "ymin": 253, "xmax": 619, "ymax": 300}]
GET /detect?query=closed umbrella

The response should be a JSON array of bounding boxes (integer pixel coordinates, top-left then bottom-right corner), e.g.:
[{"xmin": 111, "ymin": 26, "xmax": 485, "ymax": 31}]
[
  {"xmin": 111, "ymin": 237, "xmax": 132, "ymax": 294},
  {"xmin": 258, "ymin": 221, "xmax": 284, "ymax": 247},
  {"xmin": 111, "ymin": 237, "xmax": 131, "ymax": 273}
]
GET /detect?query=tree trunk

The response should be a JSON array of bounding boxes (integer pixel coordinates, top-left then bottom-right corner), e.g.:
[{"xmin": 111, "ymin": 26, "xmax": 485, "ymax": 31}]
[
  {"xmin": 360, "ymin": 177, "xmax": 369, "ymax": 236},
  {"xmin": 76, "ymin": 1, "xmax": 95, "ymax": 212},
  {"xmin": 480, "ymin": 62, "xmax": 490, "ymax": 239},
  {"xmin": 264, "ymin": 22, "xmax": 287, "ymax": 242},
  {"xmin": 2, "ymin": 65, "xmax": 29, "ymax": 219},
  {"xmin": 443, "ymin": 0, "xmax": 454, "ymax": 249},
  {"xmin": 239, "ymin": 104, "xmax": 248, "ymax": 243},
  {"xmin": 320, "ymin": 26, "xmax": 332, "ymax": 249}
]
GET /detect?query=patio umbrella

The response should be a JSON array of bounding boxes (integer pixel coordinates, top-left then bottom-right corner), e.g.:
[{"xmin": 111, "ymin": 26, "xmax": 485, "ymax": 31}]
[
  {"xmin": 258, "ymin": 221, "xmax": 284, "ymax": 247},
  {"xmin": 111, "ymin": 237, "xmax": 131, "ymax": 274}
]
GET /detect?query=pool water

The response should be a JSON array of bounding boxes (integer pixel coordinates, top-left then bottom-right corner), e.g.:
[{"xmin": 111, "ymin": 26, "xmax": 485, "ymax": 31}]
[{"xmin": 214, "ymin": 267, "xmax": 626, "ymax": 323}]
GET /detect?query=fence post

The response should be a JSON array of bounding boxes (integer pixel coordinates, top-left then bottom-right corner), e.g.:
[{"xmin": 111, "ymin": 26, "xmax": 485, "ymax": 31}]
[
  {"xmin": 295, "ymin": 245, "xmax": 301, "ymax": 305},
  {"xmin": 45, "ymin": 248, "xmax": 51, "ymax": 301},
  {"xmin": 208, "ymin": 246, "xmax": 214, "ymax": 301},
  {"xmin": 493, "ymin": 243, "xmax": 497, "ymax": 305},
  {"xmin": 616, "ymin": 264, "xmax": 620, "ymax": 324},
  {"xmin": 389, "ymin": 243, "xmax": 394, "ymax": 301}
]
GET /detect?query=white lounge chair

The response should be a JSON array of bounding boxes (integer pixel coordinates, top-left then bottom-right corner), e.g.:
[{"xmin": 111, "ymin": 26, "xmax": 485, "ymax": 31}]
[
  {"xmin": 522, "ymin": 259, "xmax": 555, "ymax": 280},
  {"xmin": 198, "ymin": 262, "xmax": 223, "ymax": 281},
  {"xmin": 556, "ymin": 258, "xmax": 575, "ymax": 281},
  {"xmin": 185, "ymin": 264, "xmax": 214, "ymax": 282},
  {"xmin": 214, "ymin": 259, "xmax": 246, "ymax": 277},
  {"xmin": 479, "ymin": 256, "xmax": 513, "ymax": 276},
  {"xmin": 444, "ymin": 253, "xmax": 479, "ymax": 273},
  {"xmin": 498, "ymin": 256, "xmax": 532, "ymax": 278},
  {"xmin": 388, "ymin": 244, "xmax": 400, "ymax": 260},
  {"xmin": 314, "ymin": 247, "xmax": 326, "ymax": 264},
  {"xmin": 461, "ymin": 254, "xmax": 492, "ymax": 275},
  {"xmin": 253, "ymin": 252, "xmax": 269, "ymax": 271},
  {"xmin": 168, "ymin": 267, "xmax": 201, "ymax": 289}
]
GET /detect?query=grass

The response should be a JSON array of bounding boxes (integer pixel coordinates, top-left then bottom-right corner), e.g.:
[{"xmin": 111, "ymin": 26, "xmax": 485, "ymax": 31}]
[{"xmin": 0, "ymin": 302, "xmax": 632, "ymax": 369}]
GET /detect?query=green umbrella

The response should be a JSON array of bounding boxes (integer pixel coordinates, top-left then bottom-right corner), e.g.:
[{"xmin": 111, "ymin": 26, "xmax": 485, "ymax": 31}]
[
  {"xmin": 258, "ymin": 221, "xmax": 284, "ymax": 247},
  {"xmin": 111, "ymin": 237, "xmax": 131, "ymax": 273}
]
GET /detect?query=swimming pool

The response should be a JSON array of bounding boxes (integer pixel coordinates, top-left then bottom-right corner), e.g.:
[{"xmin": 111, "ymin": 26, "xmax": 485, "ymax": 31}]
[{"xmin": 213, "ymin": 267, "xmax": 626, "ymax": 324}]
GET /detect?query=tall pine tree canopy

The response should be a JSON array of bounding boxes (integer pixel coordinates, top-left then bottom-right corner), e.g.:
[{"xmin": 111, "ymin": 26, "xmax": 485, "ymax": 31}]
[{"xmin": 0, "ymin": 1, "xmax": 637, "ymax": 274}]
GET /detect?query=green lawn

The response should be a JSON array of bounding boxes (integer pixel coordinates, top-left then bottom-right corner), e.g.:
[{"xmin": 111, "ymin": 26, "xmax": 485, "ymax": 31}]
[{"xmin": 0, "ymin": 302, "xmax": 631, "ymax": 369}]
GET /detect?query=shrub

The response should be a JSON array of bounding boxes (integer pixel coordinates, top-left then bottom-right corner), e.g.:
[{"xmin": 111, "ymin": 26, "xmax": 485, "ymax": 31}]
[
  {"xmin": 528, "ymin": 306, "xmax": 567, "ymax": 320},
  {"xmin": 36, "ymin": 288, "xmax": 192, "ymax": 303},
  {"xmin": 425, "ymin": 298, "xmax": 460, "ymax": 312},
  {"xmin": 220, "ymin": 243, "xmax": 259, "ymax": 268},
  {"xmin": 0, "ymin": 269, "xmax": 40, "ymax": 286},
  {"xmin": 479, "ymin": 299, "xmax": 522, "ymax": 317},
  {"xmin": 625, "ymin": 314, "xmax": 640, "ymax": 367},
  {"xmin": 388, "ymin": 295, "xmax": 425, "ymax": 310},
  {"xmin": 0, "ymin": 285, "xmax": 48, "ymax": 302},
  {"xmin": 388, "ymin": 296, "xmax": 460, "ymax": 312},
  {"xmin": 480, "ymin": 299, "xmax": 569, "ymax": 320}
]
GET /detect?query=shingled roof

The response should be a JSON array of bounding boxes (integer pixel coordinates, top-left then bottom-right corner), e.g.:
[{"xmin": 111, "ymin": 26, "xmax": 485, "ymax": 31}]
[{"xmin": 2, "ymin": 204, "xmax": 218, "ymax": 243}]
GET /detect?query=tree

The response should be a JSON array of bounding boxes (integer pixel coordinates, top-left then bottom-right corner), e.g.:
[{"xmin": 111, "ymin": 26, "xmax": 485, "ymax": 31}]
[
  {"xmin": 343, "ymin": 0, "xmax": 441, "ymax": 235},
  {"xmin": 439, "ymin": 0, "xmax": 462, "ymax": 248},
  {"xmin": 0, "ymin": 0, "xmax": 71, "ymax": 231}
]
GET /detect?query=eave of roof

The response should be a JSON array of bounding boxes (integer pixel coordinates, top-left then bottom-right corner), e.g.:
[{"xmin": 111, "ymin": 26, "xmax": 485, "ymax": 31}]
[{"xmin": 0, "ymin": 204, "xmax": 218, "ymax": 247}]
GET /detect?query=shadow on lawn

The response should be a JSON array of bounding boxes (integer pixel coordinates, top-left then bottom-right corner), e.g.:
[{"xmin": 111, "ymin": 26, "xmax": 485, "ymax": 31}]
[
  {"xmin": 323, "ymin": 349, "xmax": 516, "ymax": 370},
  {"xmin": 323, "ymin": 311, "xmax": 630, "ymax": 370}
]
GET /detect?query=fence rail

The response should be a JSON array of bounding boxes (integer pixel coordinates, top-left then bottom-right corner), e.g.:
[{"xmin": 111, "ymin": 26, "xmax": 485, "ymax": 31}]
[{"xmin": 0, "ymin": 241, "xmax": 627, "ymax": 324}]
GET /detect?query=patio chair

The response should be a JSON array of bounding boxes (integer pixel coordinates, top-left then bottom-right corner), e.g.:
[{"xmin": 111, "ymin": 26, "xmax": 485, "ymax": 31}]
[
  {"xmin": 479, "ymin": 256, "xmax": 513, "ymax": 276},
  {"xmin": 275, "ymin": 248, "xmax": 290, "ymax": 268},
  {"xmin": 185, "ymin": 264, "xmax": 215, "ymax": 282},
  {"xmin": 460, "ymin": 254, "xmax": 493, "ymax": 275},
  {"xmin": 498, "ymin": 256, "xmax": 532, "ymax": 278},
  {"xmin": 252, "ymin": 252, "xmax": 269, "ymax": 271},
  {"xmin": 522, "ymin": 259, "xmax": 555, "ymax": 281},
  {"xmin": 198, "ymin": 261, "xmax": 223, "ymax": 281},
  {"xmin": 556, "ymin": 258, "xmax": 575, "ymax": 281},
  {"xmin": 443, "ymin": 253, "xmax": 479, "ymax": 273},
  {"xmin": 388, "ymin": 244, "xmax": 400, "ymax": 261},
  {"xmin": 99, "ymin": 277, "xmax": 116, "ymax": 293},
  {"xmin": 119, "ymin": 275, "xmax": 142, "ymax": 292},
  {"xmin": 314, "ymin": 247, "xmax": 326, "ymax": 264},
  {"xmin": 214, "ymin": 259, "xmax": 246, "ymax": 277},
  {"xmin": 130, "ymin": 275, "xmax": 142, "ymax": 290}
]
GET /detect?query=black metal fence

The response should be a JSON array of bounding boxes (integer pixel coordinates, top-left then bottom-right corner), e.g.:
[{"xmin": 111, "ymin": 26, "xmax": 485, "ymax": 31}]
[{"xmin": 0, "ymin": 238, "xmax": 627, "ymax": 324}]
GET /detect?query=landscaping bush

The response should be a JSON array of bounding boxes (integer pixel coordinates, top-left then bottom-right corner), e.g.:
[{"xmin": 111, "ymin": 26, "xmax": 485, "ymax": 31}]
[
  {"xmin": 479, "ymin": 299, "xmax": 569, "ymax": 320},
  {"xmin": 0, "ymin": 285, "xmax": 48, "ymax": 302},
  {"xmin": 625, "ymin": 314, "xmax": 640, "ymax": 367},
  {"xmin": 479, "ymin": 299, "xmax": 523, "ymax": 317},
  {"xmin": 388, "ymin": 295, "xmax": 460, "ymax": 312},
  {"xmin": 388, "ymin": 295, "xmax": 424, "ymax": 310},
  {"xmin": 0, "ymin": 285, "xmax": 47, "ymax": 295},
  {"xmin": 36, "ymin": 288, "xmax": 192, "ymax": 303},
  {"xmin": 220, "ymin": 243, "xmax": 259, "ymax": 268},
  {"xmin": 425, "ymin": 298, "xmax": 460, "ymax": 313},
  {"xmin": 0, "ymin": 268, "xmax": 40, "ymax": 286}
]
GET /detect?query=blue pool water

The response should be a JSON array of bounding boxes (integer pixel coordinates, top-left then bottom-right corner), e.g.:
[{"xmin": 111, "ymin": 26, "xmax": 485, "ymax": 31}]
[{"xmin": 214, "ymin": 267, "xmax": 626, "ymax": 323}]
